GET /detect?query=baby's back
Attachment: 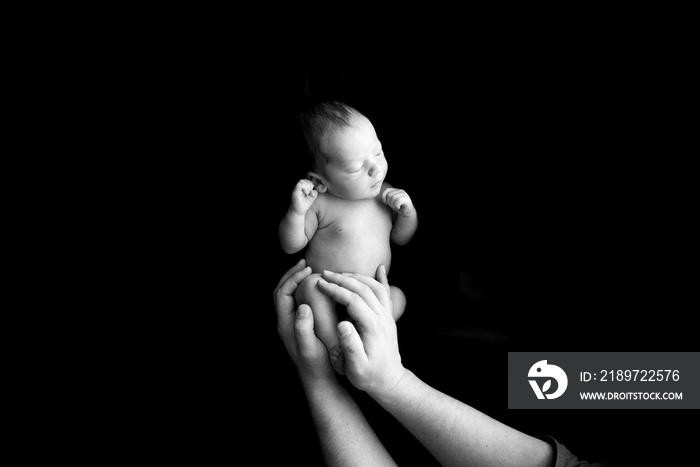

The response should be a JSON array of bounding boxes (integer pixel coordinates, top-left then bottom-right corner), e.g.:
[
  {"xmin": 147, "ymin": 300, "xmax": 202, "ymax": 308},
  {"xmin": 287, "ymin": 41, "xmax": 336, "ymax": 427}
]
[{"xmin": 306, "ymin": 194, "xmax": 393, "ymax": 276}]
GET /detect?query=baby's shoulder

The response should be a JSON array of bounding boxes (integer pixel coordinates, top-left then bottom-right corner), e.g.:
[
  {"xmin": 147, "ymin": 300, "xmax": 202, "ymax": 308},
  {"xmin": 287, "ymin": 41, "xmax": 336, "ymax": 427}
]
[
  {"xmin": 312, "ymin": 192, "xmax": 346, "ymax": 228},
  {"xmin": 313, "ymin": 191, "xmax": 331, "ymax": 209},
  {"xmin": 310, "ymin": 191, "xmax": 332, "ymax": 217}
]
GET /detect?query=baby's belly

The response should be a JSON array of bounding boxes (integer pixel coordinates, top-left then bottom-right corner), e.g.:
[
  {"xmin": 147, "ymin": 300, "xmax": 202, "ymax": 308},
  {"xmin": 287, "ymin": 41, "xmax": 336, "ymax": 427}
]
[{"xmin": 305, "ymin": 233, "xmax": 392, "ymax": 277}]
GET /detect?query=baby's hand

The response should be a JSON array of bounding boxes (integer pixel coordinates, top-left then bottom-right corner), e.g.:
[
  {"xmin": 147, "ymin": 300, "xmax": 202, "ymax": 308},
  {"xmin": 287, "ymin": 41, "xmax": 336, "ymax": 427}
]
[
  {"xmin": 290, "ymin": 179, "xmax": 318, "ymax": 215},
  {"xmin": 382, "ymin": 187, "xmax": 415, "ymax": 217}
]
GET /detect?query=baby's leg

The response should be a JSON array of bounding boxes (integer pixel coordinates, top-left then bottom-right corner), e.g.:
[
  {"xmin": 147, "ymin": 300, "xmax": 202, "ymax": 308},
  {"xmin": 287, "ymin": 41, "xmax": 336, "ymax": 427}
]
[
  {"xmin": 390, "ymin": 285, "xmax": 406, "ymax": 321},
  {"xmin": 294, "ymin": 273, "xmax": 345, "ymax": 374}
]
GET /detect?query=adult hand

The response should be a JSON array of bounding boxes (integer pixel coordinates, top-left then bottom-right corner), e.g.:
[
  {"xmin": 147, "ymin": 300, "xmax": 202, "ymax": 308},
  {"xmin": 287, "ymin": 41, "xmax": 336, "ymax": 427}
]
[
  {"xmin": 274, "ymin": 259, "xmax": 335, "ymax": 382},
  {"xmin": 317, "ymin": 265, "xmax": 406, "ymax": 398}
]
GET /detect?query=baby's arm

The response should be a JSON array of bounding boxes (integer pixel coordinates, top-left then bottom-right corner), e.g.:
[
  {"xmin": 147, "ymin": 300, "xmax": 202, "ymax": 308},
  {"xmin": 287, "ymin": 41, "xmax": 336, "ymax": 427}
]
[
  {"xmin": 279, "ymin": 179, "xmax": 319, "ymax": 254},
  {"xmin": 382, "ymin": 186, "xmax": 418, "ymax": 245}
]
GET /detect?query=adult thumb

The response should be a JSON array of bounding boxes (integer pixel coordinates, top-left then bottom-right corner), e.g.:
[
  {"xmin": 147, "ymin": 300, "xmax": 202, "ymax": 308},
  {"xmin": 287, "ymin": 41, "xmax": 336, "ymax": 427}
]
[
  {"xmin": 337, "ymin": 321, "xmax": 368, "ymax": 367},
  {"xmin": 295, "ymin": 304, "xmax": 316, "ymax": 353}
]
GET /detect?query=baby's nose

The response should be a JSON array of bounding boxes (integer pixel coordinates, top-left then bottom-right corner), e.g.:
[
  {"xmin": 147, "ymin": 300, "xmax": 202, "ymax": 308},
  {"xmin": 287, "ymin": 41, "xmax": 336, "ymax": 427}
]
[{"xmin": 368, "ymin": 162, "xmax": 381, "ymax": 177}]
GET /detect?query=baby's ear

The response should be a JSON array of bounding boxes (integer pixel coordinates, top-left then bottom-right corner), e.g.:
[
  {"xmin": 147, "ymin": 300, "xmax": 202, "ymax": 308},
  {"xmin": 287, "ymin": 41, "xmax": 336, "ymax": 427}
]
[{"xmin": 307, "ymin": 171, "xmax": 327, "ymax": 193}]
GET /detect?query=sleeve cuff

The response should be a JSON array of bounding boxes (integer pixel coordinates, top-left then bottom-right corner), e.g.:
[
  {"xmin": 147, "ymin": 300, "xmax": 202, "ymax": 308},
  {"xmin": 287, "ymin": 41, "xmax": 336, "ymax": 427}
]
[{"xmin": 537, "ymin": 435, "xmax": 608, "ymax": 467}]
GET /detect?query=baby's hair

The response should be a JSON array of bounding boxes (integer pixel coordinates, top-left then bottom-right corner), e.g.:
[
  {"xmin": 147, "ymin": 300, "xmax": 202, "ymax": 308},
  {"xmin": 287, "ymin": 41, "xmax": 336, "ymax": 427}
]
[{"xmin": 296, "ymin": 101, "xmax": 366, "ymax": 170}]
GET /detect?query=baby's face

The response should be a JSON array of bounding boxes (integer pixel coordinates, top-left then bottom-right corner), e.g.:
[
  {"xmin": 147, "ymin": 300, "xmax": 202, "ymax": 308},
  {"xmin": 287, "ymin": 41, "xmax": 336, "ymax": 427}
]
[{"xmin": 316, "ymin": 116, "xmax": 388, "ymax": 200}]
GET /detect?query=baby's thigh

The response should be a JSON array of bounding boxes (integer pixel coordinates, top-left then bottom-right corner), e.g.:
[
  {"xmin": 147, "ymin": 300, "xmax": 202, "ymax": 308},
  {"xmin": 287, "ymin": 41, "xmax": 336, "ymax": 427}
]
[{"xmin": 294, "ymin": 274, "xmax": 339, "ymax": 344}]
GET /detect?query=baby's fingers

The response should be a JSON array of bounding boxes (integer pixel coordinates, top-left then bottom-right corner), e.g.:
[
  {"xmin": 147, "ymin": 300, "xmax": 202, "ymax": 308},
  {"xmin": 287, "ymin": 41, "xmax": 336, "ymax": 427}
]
[
  {"xmin": 381, "ymin": 187, "xmax": 396, "ymax": 204},
  {"xmin": 295, "ymin": 179, "xmax": 313, "ymax": 194},
  {"xmin": 382, "ymin": 188, "xmax": 409, "ymax": 210}
]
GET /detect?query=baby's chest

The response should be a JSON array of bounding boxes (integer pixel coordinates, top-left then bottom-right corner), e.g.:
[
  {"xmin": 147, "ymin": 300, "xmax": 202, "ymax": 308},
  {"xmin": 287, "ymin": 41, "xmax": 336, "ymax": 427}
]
[{"xmin": 319, "ymin": 201, "xmax": 392, "ymax": 239}]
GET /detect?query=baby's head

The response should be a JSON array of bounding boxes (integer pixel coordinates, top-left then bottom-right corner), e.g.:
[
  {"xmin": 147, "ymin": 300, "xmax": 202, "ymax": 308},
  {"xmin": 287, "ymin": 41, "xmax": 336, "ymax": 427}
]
[{"xmin": 297, "ymin": 101, "xmax": 387, "ymax": 200}]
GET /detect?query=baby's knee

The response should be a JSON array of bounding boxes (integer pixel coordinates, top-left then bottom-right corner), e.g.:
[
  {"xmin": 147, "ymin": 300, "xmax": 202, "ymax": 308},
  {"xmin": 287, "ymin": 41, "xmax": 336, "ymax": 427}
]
[
  {"xmin": 390, "ymin": 285, "xmax": 406, "ymax": 320},
  {"xmin": 295, "ymin": 274, "xmax": 337, "ymax": 320},
  {"xmin": 294, "ymin": 273, "xmax": 324, "ymax": 305}
]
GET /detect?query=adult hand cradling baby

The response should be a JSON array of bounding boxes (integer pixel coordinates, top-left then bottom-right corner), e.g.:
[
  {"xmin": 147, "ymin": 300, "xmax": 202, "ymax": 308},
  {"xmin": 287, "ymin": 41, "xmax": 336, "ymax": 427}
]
[
  {"xmin": 315, "ymin": 265, "xmax": 406, "ymax": 397},
  {"xmin": 274, "ymin": 259, "xmax": 405, "ymax": 395}
]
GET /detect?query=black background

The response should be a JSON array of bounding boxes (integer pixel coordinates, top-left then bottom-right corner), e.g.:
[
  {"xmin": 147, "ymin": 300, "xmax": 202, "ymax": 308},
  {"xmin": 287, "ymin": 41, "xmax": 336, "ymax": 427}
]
[
  {"xmin": 234, "ymin": 33, "xmax": 694, "ymax": 465},
  {"xmin": 126, "ymin": 22, "xmax": 695, "ymax": 466}
]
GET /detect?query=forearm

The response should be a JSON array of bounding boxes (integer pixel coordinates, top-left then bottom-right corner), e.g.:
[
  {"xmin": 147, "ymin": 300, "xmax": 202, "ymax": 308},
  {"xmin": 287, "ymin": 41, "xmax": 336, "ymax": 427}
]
[
  {"xmin": 279, "ymin": 209, "xmax": 308, "ymax": 254},
  {"xmin": 302, "ymin": 378, "xmax": 397, "ymax": 467},
  {"xmin": 390, "ymin": 212, "xmax": 418, "ymax": 245},
  {"xmin": 373, "ymin": 370, "xmax": 553, "ymax": 467}
]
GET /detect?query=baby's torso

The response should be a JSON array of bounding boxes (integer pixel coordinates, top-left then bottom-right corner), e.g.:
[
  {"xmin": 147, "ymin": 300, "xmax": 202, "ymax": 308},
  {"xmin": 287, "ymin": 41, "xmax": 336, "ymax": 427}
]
[{"xmin": 306, "ymin": 193, "xmax": 393, "ymax": 276}]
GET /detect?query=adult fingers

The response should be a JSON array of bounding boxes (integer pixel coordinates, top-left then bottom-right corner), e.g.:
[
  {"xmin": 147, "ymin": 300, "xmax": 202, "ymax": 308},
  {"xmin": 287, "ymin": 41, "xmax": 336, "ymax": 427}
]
[
  {"xmin": 337, "ymin": 321, "xmax": 368, "ymax": 370},
  {"xmin": 274, "ymin": 258, "xmax": 307, "ymax": 291},
  {"xmin": 341, "ymin": 266, "xmax": 391, "ymax": 313},
  {"xmin": 274, "ymin": 259, "xmax": 312, "ymax": 333},
  {"xmin": 375, "ymin": 263, "xmax": 389, "ymax": 286},
  {"xmin": 316, "ymin": 277, "xmax": 376, "ymax": 327},
  {"xmin": 274, "ymin": 264, "xmax": 312, "ymax": 317},
  {"xmin": 294, "ymin": 304, "xmax": 319, "ymax": 357},
  {"xmin": 274, "ymin": 262, "xmax": 311, "ymax": 308},
  {"xmin": 320, "ymin": 270, "xmax": 384, "ymax": 314}
]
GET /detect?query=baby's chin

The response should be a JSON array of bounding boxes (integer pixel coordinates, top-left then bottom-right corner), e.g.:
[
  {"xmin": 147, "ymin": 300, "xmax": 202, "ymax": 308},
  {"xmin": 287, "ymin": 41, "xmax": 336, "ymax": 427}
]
[
  {"xmin": 326, "ymin": 182, "xmax": 384, "ymax": 201},
  {"xmin": 369, "ymin": 182, "xmax": 384, "ymax": 197}
]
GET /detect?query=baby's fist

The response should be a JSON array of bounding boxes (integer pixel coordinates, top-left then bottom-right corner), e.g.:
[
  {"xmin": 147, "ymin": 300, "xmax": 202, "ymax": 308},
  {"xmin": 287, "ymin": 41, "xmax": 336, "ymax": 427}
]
[
  {"xmin": 382, "ymin": 188, "xmax": 415, "ymax": 216},
  {"xmin": 291, "ymin": 179, "xmax": 318, "ymax": 215}
]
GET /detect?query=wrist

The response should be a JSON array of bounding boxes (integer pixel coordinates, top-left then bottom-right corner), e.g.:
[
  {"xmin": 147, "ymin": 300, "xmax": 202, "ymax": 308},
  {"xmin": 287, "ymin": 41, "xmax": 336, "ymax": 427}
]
[
  {"xmin": 398, "ymin": 207, "xmax": 416, "ymax": 219},
  {"xmin": 288, "ymin": 206, "xmax": 307, "ymax": 219},
  {"xmin": 299, "ymin": 370, "xmax": 339, "ymax": 391},
  {"xmin": 368, "ymin": 366, "xmax": 410, "ymax": 405}
]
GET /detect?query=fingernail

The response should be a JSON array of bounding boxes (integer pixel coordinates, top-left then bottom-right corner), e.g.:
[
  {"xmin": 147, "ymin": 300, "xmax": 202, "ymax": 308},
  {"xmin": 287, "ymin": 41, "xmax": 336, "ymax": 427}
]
[
  {"xmin": 323, "ymin": 270, "xmax": 336, "ymax": 276},
  {"xmin": 338, "ymin": 322, "xmax": 352, "ymax": 337},
  {"xmin": 297, "ymin": 305, "xmax": 310, "ymax": 318}
]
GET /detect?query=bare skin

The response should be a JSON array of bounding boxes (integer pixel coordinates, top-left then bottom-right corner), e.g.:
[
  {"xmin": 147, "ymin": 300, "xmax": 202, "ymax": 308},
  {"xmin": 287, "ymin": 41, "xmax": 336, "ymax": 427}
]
[
  {"xmin": 279, "ymin": 114, "xmax": 417, "ymax": 373},
  {"xmin": 274, "ymin": 260, "xmax": 556, "ymax": 467}
]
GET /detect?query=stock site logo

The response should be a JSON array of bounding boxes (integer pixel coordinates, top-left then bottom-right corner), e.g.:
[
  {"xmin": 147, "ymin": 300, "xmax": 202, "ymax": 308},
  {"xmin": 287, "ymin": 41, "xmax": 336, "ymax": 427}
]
[{"xmin": 528, "ymin": 360, "xmax": 568, "ymax": 399}]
